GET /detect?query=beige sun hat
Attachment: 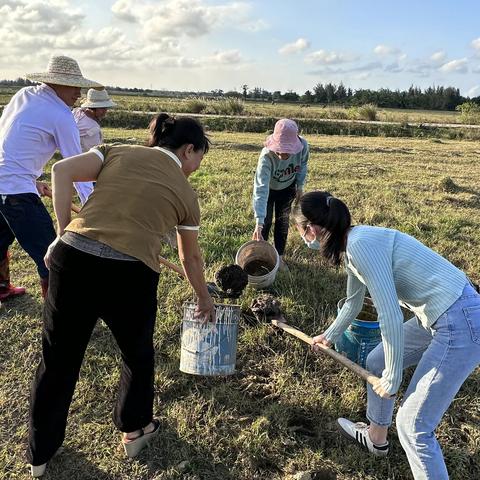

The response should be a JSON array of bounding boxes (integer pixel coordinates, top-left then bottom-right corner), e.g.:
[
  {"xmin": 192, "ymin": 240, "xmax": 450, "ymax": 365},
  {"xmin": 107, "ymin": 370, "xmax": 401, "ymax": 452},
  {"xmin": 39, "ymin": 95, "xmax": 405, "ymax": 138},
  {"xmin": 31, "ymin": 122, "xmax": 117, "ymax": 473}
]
[
  {"xmin": 81, "ymin": 89, "xmax": 116, "ymax": 108},
  {"xmin": 26, "ymin": 55, "xmax": 103, "ymax": 89}
]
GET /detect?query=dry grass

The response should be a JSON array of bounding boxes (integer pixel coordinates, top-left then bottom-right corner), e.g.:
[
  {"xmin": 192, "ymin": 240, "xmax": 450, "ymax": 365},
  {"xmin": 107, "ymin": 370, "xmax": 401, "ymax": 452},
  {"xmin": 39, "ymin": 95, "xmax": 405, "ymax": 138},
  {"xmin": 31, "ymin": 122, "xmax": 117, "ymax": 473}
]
[{"xmin": 1, "ymin": 130, "xmax": 479, "ymax": 479}]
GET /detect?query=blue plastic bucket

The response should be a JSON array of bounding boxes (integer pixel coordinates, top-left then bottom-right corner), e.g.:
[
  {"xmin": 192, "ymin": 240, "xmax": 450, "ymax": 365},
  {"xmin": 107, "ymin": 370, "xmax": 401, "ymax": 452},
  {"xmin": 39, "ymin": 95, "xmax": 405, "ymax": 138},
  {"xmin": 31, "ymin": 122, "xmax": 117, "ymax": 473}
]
[
  {"xmin": 334, "ymin": 298, "xmax": 382, "ymax": 368},
  {"xmin": 180, "ymin": 301, "xmax": 240, "ymax": 376}
]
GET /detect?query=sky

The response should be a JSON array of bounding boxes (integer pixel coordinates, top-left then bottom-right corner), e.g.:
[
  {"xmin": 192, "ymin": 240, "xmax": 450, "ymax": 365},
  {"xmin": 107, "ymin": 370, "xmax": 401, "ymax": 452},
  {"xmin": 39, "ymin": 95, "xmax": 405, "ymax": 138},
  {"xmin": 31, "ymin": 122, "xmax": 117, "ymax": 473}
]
[{"xmin": 2, "ymin": 0, "xmax": 480, "ymax": 96}]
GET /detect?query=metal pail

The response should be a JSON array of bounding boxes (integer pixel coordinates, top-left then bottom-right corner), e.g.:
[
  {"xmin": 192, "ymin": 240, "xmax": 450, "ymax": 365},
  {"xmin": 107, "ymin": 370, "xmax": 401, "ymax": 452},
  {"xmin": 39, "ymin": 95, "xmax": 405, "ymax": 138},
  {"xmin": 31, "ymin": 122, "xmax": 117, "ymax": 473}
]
[
  {"xmin": 180, "ymin": 302, "xmax": 240, "ymax": 376},
  {"xmin": 235, "ymin": 240, "xmax": 280, "ymax": 289}
]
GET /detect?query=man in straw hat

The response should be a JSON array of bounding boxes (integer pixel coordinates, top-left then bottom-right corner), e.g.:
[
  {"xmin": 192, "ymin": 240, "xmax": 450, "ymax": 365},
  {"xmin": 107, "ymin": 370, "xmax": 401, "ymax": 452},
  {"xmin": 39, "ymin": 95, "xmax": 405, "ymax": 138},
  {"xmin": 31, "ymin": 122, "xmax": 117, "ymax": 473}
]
[
  {"xmin": 0, "ymin": 55, "xmax": 102, "ymax": 300},
  {"xmin": 73, "ymin": 88, "xmax": 116, "ymax": 152}
]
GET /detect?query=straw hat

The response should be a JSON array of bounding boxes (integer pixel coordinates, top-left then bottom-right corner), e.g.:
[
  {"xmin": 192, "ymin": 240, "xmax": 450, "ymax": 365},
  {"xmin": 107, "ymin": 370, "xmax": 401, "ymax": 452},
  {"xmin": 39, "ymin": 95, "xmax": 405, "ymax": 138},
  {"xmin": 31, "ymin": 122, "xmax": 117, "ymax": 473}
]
[
  {"xmin": 26, "ymin": 55, "xmax": 103, "ymax": 89},
  {"xmin": 81, "ymin": 89, "xmax": 116, "ymax": 108}
]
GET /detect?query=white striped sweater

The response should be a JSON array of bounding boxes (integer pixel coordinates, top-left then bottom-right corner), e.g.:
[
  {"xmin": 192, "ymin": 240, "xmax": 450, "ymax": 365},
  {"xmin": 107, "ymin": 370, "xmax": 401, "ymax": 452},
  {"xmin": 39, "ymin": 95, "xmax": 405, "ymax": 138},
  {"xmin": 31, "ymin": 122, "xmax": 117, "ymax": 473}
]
[{"xmin": 323, "ymin": 225, "xmax": 467, "ymax": 394}]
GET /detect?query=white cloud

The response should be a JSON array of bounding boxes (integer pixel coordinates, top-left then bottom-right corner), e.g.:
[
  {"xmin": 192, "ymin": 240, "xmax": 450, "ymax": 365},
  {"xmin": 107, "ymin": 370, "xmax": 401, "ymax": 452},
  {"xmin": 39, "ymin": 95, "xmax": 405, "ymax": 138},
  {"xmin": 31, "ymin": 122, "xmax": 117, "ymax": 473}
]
[
  {"xmin": 53, "ymin": 27, "xmax": 127, "ymax": 50},
  {"xmin": 305, "ymin": 49, "xmax": 357, "ymax": 65},
  {"xmin": 111, "ymin": 0, "xmax": 265, "ymax": 39},
  {"xmin": 439, "ymin": 58, "xmax": 468, "ymax": 73},
  {"xmin": 111, "ymin": 0, "xmax": 138, "ymax": 22},
  {"xmin": 208, "ymin": 50, "xmax": 244, "ymax": 65},
  {"xmin": 278, "ymin": 38, "xmax": 310, "ymax": 55},
  {"xmin": 430, "ymin": 50, "xmax": 446, "ymax": 63},
  {"xmin": 5, "ymin": 0, "xmax": 83, "ymax": 36},
  {"xmin": 374, "ymin": 44, "xmax": 401, "ymax": 56},
  {"xmin": 0, "ymin": 0, "xmax": 252, "ymax": 76},
  {"xmin": 471, "ymin": 38, "xmax": 480, "ymax": 53},
  {"xmin": 467, "ymin": 85, "xmax": 480, "ymax": 97}
]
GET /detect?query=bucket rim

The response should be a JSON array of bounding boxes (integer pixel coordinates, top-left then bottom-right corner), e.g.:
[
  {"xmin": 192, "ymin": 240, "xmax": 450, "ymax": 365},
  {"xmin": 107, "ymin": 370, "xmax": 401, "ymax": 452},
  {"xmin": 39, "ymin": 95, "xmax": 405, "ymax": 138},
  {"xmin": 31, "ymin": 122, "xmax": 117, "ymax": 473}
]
[
  {"xmin": 183, "ymin": 300, "xmax": 241, "ymax": 309},
  {"xmin": 234, "ymin": 240, "xmax": 280, "ymax": 280},
  {"xmin": 351, "ymin": 319, "xmax": 380, "ymax": 329}
]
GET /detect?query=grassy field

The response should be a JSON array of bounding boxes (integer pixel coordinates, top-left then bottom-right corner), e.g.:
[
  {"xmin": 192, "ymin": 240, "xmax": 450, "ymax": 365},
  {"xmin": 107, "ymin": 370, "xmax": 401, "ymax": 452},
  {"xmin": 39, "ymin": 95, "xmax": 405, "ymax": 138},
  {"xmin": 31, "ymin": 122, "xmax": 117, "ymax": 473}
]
[{"xmin": 1, "ymin": 129, "xmax": 479, "ymax": 479}]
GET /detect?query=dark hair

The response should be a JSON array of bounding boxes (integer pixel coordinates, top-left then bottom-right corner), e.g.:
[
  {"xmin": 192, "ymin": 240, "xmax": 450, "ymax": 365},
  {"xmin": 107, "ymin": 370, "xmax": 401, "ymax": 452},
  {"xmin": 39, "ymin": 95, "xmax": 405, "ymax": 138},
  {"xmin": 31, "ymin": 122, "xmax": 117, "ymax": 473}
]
[
  {"xmin": 148, "ymin": 113, "xmax": 210, "ymax": 153},
  {"xmin": 292, "ymin": 191, "xmax": 351, "ymax": 266}
]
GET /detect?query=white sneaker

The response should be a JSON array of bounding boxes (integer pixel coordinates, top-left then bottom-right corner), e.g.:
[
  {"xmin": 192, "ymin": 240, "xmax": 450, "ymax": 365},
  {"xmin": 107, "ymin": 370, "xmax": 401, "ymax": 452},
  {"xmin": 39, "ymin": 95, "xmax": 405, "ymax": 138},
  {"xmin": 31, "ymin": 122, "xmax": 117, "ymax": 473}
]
[{"xmin": 337, "ymin": 418, "xmax": 389, "ymax": 457}]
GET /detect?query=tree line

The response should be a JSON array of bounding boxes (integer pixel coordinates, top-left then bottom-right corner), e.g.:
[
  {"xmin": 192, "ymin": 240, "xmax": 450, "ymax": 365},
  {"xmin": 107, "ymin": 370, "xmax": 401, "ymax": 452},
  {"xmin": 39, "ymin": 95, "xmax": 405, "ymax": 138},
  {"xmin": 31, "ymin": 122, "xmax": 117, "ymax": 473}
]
[
  {"xmin": 234, "ymin": 84, "xmax": 469, "ymax": 111},
  {"xmin": 0, "ymin": 78, "xmax": 477, "ymax": 111}
]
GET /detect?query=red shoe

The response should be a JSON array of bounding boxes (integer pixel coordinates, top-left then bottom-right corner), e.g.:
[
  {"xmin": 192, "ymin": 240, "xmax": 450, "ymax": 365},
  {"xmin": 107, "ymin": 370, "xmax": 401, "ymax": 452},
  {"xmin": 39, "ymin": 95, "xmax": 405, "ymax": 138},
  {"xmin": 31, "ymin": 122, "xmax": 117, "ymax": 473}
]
[{"xmin": 0, "ymin": 283, "xmax": 26, "ymax": 301}]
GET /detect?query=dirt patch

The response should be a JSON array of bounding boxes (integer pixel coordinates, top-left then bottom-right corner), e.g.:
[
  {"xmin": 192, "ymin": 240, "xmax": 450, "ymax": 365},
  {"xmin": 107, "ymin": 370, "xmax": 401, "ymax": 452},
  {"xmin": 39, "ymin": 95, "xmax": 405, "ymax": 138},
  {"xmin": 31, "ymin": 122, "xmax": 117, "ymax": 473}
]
[
  {"xmin": 215, "ymin": 264, "xmax": 248, "ymax": 298},
  {"xmin": 244, "ymin": 259, "xmax": 273, "ymax": 276},
  {"xmin": 250, "ymin": 294, "xmax": 282, "ymax": 323}
]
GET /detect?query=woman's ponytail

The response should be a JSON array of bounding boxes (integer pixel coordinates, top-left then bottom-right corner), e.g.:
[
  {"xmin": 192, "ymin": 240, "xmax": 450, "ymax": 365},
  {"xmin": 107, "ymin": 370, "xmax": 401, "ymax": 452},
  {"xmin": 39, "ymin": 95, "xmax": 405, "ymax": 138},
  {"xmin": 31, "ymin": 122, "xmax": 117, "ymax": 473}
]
[
  {"xmin": 294, "ymin": 191, "xmax": 351, "ymax": 266},
  {"xmin": 148, "ymin": 113, "xmax": 210, "ymax": 153}
]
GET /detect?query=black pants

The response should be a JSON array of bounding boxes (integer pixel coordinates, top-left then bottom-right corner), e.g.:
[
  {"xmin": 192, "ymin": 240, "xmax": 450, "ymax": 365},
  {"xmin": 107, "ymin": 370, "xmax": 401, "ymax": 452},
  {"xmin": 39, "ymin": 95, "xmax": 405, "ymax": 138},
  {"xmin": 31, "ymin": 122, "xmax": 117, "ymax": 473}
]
[
  {"xmin": 0, "ymin": 193, "xmax": 56, "ymax": 279},
  {"xmin": 261, "ymin": 183, "xmax": 296, "ymax": 256},
  {"xmin": 27, "ymin": 241, "xmax": 159, "ymax": 465}
]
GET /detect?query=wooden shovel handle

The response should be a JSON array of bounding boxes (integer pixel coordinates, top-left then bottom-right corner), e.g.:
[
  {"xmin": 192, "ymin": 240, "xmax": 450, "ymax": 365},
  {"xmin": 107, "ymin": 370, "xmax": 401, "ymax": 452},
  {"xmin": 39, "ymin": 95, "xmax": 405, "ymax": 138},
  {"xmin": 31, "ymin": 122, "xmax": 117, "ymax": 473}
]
[
  {"xmin": 158, "ymin": 255, "xmax": 185, "ymax": 277},
  {"xmin": 271, "ymin": 319, "xmax": 381, "ymax": 387}
]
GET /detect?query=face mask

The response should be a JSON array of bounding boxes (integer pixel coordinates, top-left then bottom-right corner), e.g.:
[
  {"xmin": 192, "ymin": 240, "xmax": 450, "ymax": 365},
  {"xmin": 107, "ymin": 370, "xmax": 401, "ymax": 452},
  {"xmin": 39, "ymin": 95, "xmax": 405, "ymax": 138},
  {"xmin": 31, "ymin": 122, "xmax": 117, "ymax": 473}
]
[{"xmin": 302, "ymin": 233, "xmax": 321, "ymax": 250}]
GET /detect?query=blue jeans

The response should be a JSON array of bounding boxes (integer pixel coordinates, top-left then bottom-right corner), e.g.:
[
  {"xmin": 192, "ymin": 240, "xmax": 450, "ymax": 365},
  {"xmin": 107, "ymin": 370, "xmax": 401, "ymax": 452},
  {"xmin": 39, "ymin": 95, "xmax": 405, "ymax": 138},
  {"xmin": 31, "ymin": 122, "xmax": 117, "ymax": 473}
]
[
  {"xmin": 365, "ymin": 283, "xmax": 480, "ymax": 479},
  {"xmin": 0, "ymin": 193, "xmax": 56, "ymax": 279}
]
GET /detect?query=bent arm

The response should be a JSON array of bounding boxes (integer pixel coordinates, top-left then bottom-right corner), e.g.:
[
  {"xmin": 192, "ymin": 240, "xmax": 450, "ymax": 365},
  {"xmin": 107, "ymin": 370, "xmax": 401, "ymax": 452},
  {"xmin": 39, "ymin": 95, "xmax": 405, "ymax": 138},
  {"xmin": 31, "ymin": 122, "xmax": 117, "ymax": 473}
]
[
  {"xmin": 253, "ymin": 153, "xmax": 272, "ymax": 225},
  {"xmin": 177, "ymin": 229, "xmax": 214, "ymax": 319},
  {"xmin": 348, "ymin": 241, "xmax": 404, "ymax": 395},
  {"xmin": 51, "ymin": 152, "xmax": 103, "ymax": 234},
  {"xmin": 323, "ymin": 269, "xmax": 366, "ymax": 343},
  {"xmin": 296, "ymin": 139, "xmax": 309, "ymax": 189},
  {"xmin": 54, "ymin": 115, "xmax": 93, "ymax": 204}
]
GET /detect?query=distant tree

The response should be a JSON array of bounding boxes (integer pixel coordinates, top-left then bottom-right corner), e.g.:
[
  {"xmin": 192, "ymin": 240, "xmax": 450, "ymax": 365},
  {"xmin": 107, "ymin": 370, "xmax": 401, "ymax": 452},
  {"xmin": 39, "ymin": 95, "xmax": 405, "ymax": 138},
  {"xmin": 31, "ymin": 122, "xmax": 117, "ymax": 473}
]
[
  {"xmin": 301, "ymin": 90, "xmax": 313, "ymax": 103},
  {"xmin": 272, "ymin": 90, "xmax": 282, "ymax": 101},
  {"xmin": 242, "ymin": 84, "xmax": 248, "ymax": 101},
  {"xmin": 251, "ymin": 87, "xmax": 263, "ymax": 99},
  {"xmin": 312, "ymin": 83, "xmax": 326, "ymax": 103},
  {"xmin": 325, "ymin": 83, "xmax": 336, "ymax": 103},
  {"xmin": 282, "ymin": 90, "xmax": 299, "ymax": 101},
  {"xmin": 336, "ymin": 83, "xmax": 347, "ymax": 103}
]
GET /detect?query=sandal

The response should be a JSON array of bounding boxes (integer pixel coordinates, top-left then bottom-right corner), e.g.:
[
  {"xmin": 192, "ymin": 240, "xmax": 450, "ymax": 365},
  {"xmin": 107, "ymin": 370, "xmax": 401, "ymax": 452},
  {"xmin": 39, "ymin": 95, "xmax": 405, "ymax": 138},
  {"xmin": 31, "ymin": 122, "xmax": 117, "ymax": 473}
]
[
  {"xmin": 30, "ymin": 463, "xmax": 46, "ymax": 478},
  {"xmin": 122, "ymin": 419, "xmax": 160, "ymax": 458},
  {"xmin": 29, "ymin": 447, "xmax": 63, "ymax": 477}
]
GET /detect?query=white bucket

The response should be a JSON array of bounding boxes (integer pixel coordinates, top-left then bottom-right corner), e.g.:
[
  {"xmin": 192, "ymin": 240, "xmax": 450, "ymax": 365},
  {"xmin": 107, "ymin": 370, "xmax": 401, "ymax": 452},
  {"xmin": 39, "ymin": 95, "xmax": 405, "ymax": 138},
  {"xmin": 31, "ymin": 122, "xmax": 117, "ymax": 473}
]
[
  {"xmin": 235, "ymin": 240, "xmax": 280, "ymax": 289},
  {"xmin": 180, "ymin": 302, "xmax": 240, "ymax": 376}
]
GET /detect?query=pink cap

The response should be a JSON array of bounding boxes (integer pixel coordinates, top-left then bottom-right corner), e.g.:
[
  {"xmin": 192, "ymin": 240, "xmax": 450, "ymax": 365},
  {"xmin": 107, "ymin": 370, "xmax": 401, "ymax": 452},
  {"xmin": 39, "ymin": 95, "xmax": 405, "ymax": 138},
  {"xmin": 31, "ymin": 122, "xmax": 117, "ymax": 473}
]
[{"xmin": 264, "ymin": 119, "xmax": 303, "ymax": 155}]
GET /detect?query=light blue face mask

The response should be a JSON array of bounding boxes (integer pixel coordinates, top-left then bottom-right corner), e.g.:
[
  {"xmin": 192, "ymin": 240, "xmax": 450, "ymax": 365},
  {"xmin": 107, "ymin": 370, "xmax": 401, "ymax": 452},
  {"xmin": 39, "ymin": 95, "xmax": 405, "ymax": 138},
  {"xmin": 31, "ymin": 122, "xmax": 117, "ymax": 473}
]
[{"xmin": 301, "ymin": 232, "xmax": 321, "ymax": 250}]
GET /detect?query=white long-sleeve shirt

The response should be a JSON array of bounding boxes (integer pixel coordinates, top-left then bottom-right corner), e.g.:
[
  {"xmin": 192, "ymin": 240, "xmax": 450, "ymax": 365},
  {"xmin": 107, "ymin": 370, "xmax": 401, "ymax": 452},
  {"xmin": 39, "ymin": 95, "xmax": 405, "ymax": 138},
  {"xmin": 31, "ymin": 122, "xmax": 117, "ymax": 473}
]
[
  {"xmin": 0, "ymin": 84, "xmax": 93, "ymax": 204},
  {"xmin": 323, "ymin": 225, "xmax": 467, "ymax": 395}
]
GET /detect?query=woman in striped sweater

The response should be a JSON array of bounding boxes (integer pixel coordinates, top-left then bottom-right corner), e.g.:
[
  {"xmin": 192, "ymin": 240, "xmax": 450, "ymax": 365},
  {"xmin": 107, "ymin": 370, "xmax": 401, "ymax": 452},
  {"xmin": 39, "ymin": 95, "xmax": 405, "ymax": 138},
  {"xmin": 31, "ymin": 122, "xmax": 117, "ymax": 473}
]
[{"xmin": 293, "ymin": 191, "xmax": 480, "ymax": 480}]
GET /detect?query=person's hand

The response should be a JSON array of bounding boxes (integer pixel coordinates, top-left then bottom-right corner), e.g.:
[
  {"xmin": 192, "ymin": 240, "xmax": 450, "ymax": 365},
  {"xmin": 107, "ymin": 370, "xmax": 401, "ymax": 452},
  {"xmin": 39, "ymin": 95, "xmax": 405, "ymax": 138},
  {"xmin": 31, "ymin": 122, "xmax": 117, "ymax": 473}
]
[
  {"xmin": 311, "ymin": 333, "xmax": 331, "ymax": 352},
  {"xmin": 295, "ymin": 188, "xmax": 303, "ymax": 203},
  {"xmin": 44, "ymin": 236, "xmax": 61, "ymax": 270},
  {"xmin": 195, "ymin": 294, "xmax": 216, "ymax": 323},
  {"xmin": 252, "ymin": 224, "xmax": 264, "ymax": 241},
  {"xmin": 36, "ymin": 181, "xmax": 52, "ymax": 197},
  {"xmin": 372, "ymin": 380, "xmax": 394, "ymax": 399}
]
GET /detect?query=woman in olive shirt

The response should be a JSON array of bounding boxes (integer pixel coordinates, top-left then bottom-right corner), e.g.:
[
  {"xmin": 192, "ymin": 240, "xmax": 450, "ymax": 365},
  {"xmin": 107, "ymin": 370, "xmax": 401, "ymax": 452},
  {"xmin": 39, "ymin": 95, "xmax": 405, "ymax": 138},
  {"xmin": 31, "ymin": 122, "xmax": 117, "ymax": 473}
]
[{"xmin": 28, "ymin": 114, "xmax": 215, "ymax": 477}]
